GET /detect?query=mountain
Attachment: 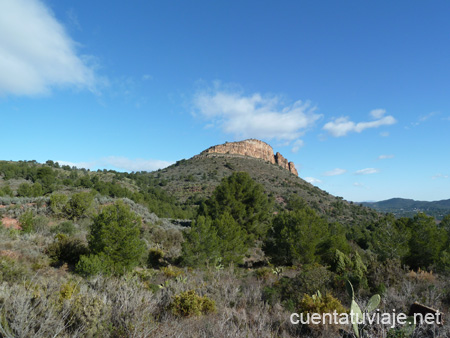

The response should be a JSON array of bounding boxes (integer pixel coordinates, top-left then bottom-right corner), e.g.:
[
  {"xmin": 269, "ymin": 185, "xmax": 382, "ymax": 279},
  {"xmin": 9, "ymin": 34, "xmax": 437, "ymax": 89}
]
[
  {"xmin": 361, "ymin": 198, "xmax": 450, "ymax": 220},
  {"xmin": 144, "ymin": 139, "xmax": 380, "ymax": 226},
  {"xmin": 0, "ymin": 139, "xmax": 380, "ymax": 226}
]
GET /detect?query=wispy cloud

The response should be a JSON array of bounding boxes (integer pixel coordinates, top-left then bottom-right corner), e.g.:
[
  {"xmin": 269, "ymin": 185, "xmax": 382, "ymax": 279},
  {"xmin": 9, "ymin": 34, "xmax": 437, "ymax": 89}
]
[
  {"xmin": 419, "ymin": 111, "xmax": 438, "ymax": 122},
  {"xmin": 378, "ymin": 154, "xmax": 394, "ymax": 160},
  {"xmin": 323, "ymin": 168, "xmax": 347, "ymax": 176},
  {"xmin": 305, "ymin": 177, "xmax": 322, "ymax": 184},
  {"xmin": 0, "ymin": 0, "xmax": 98, "ymax": 96},
  {"xmin": 193, "ymin": 85, "xmax": 322, "ymax": 143},
  {"xmin": 355, "ymin": 168, "xmax": 380, "ymax": 175},
  {"xmin": 380, "ymin": 131, "xmax": 390, "ymax": 137},
  {"xmin": 57, "ymin": 156, "xmax": 173, "ymax": 172},
  {"xmin": 323, "ymin": 109, "xmax": 396, "ymax": 137},
  {"xmin": 432, "ymin": 173, "xmax": 448, "ymax": 180},
  {"xmin": 291, "ymin": 139, "xmax": 305, "ymax": 153},
  {"xmin": 410, "ymin": 111, "xmax": 440, "ymax": 127},
  {"xmin": 370, "ymin": 109, "xmax": 386, "ymax": 119}
]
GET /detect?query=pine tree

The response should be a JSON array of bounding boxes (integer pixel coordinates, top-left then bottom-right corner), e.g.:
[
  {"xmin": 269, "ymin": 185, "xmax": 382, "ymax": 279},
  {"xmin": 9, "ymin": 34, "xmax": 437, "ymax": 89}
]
[
  {"xmin": 181, "ymin": 216, "xmax": 220, "ymax": 267},
  {"xmin": 87, "ymin": 200, "xmax": 145, "ymax": 274},
  {"xmin": 263, "ymin": 207, "xmax": 327, "ymax": 265},
  {"xmin": 213, "ymin": 212, "xmax": 248, "ymax": 265},
  {"xmin": 199, "ymin": 172, "xmax": 271, "ymax": 241},
  {"xmin": 405, "ymin": 212, "xmax": 446, "ymax": 269}
]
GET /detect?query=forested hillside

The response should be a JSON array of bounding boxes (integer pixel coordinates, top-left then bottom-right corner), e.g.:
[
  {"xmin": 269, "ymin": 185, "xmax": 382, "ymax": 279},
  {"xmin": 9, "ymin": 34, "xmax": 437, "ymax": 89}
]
[{"xmin": 0, "ymin": 159, "xmax": 449, "ymax": 337}]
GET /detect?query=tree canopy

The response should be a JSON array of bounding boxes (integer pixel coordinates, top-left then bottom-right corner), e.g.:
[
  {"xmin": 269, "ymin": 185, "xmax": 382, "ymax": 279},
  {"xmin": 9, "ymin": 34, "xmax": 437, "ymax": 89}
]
[{"xmin": 199, "ymin": 172, "xmax": 272, "ymax": 241}]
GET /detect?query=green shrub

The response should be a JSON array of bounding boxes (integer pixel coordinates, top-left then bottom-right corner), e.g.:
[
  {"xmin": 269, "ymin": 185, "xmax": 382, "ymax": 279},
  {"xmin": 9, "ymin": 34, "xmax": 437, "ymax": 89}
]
[
  {"xmin": 19, "ymin": 210, "xmax": 34, "ymax": 233},
  {"xmin": 51, "ymin": 221, "xmax": 77, "ymax": 236},
  {"xmin": 59, "ymin": 280, "xmax": 79, "ymax": 301},
  {"xmin": 64, "ymin": 191, "xmax": 95, "ymax": 220},
  {"xmin": 69, "ymin": 292, "xmax": 108, "ymax": 336},
  {"xmin": 332, "ymin": 250, "xmax": 368, "ymax": 291},
  {"xmin": 50, "ymin": 193, "xmax": 69, "ymax": 216},
  {"xmin": 147, "ymin": 248, "xmax": 165, "ymax": 268},
  {"xmin": 386, "ymin": 328, "xmax": 409, "ymax": 338},
  {"xmin": 171, "ymin": 290, "xmax": 216, "ymax": 317},
  {"xmin": 263, "ymin": 264, "xmax": 334, "ymax": 312},
  {"xmin": 255, "ymin": 267, "xmax": 273, "ymax": 280},
  {"xmin": 161, "ymin": 265, "xmax": 184, "ymax": 278},
  {"xmin": 0, "ymin": 256, "xmax": 30, "ymax": 282},
  {"xmin": 298, "ymin": 291, "xmax": 346, "ymax": 314},
  {"xmin": 33, "ymin": 215, "xmax": 49, "ymax": 233},
  {"xmin": 46, "ymin": 234, "xmax": 89, "ymax": 266},
  {"xmin": 76, "ymin": 253, "xmax": 111, "ymax": 276}
]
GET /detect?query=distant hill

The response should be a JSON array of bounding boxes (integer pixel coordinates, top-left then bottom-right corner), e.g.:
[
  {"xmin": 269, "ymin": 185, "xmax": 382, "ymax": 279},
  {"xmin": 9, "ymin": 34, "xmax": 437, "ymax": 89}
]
[
  {"xmin": 361, "ymin": 198, "xmax": 450, "ymax": 220},
  {"xmin": 0, "ymin": 139, "xmax": 381, "ymax": 226},
  {"xmin": 142, "ymin": 139, "xmax": 381, "ymax": 226}
]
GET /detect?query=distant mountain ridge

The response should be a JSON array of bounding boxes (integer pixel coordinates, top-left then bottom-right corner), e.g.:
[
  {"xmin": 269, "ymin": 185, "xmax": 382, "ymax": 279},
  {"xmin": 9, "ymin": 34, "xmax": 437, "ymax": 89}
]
[{"xmin": 361, "ymin": 198, "xmax": 450, "ymax": 220}]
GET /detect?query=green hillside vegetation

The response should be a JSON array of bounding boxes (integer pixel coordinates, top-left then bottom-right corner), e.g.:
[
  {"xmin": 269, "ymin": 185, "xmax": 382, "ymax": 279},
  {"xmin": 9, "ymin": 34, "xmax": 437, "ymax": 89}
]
[
  {"xmin": 137, "ymin": 154, "xmax": 381, "ymax": 226},
  {"xmin": 0, "ymin": 159, "xmax": 449, "ymax": 337}
]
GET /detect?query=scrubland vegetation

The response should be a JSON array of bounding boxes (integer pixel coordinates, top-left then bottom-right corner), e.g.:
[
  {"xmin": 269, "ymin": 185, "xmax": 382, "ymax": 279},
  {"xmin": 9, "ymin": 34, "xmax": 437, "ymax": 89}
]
[{"xmin": 0, "ymin": 159, "xmax": 449, "ymax": 337}]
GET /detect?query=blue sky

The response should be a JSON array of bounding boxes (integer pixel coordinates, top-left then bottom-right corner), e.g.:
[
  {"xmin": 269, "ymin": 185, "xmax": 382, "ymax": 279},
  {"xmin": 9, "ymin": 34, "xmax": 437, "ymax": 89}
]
[{"xmin": 1, "ymin": 0, "xmax": 449, "ymax": 202}]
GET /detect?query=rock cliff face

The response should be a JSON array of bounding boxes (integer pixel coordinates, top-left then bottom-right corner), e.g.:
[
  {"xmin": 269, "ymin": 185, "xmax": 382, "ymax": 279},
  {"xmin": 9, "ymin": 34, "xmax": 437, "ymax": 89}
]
[{"xmin": 200, "ymin": 139, "xmax": 298, "ymax": 176}]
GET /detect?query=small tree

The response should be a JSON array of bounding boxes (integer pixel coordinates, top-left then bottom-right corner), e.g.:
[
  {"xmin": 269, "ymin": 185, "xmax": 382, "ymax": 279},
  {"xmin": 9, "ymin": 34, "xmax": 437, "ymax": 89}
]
[
  {"xmin": 405, "ymin": 212, "xmax": 446, "ymax": 269},
  {"xmin": 17, "ymin": 183, "xmax": 33, "ymax": 197},
  {"xmin": 264, "ymin": 207, "xmax": 328, "ymax": 265},
  {"xmin": 199, "ymin": 172, "xmax": 271, "ymax": 242},
  {"xmin": 213, "ymin": 212, "xmax": 248, "ymax": 265},
  {"xmin": 19, "ymin": 210, "xmax": 34, "ymax": 233},
  {"xmin": 83, "ymin": 200, "xmax": 145, "ymax": 275},
  {"xmin": 371, "ymin": 214, "xmax": 410, "ymax": 261},
  {"xmin": 50, "ymin": 193, "xmax": 69, "ymax": 217},
  {"xmin": 64, "ymin": 191, "xmax": 95, "ymax": 220},
  {"xmin": 181, "ymin": 216, "xmax": 220, "ymax": 267}
]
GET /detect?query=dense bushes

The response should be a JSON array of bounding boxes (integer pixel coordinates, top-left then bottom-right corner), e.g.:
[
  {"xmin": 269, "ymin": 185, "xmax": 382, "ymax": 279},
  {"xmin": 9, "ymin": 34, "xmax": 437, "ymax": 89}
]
[{"xmin": 0, "ymin": 160, "xmax": 192, "ymax": 219}]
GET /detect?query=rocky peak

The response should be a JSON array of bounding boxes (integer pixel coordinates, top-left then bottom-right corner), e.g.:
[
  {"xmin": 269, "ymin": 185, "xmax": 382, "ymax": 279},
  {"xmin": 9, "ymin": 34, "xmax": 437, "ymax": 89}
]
[{"xmin": 199, "ymin": 139, "xmax": 298, "ymax": 176}]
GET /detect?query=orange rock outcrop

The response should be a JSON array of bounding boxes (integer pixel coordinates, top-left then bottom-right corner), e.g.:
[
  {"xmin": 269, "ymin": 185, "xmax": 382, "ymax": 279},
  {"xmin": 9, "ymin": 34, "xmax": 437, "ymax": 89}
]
[{"xmin": 200, "ymin": 139, "xmax": 298, "ymax": 176}]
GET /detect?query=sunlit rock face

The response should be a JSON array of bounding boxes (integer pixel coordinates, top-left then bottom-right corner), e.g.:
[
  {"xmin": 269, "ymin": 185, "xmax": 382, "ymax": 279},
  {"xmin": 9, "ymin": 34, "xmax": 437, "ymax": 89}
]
[{"xmin": 200, "ymin": 139, "xmax": 298, "ymax": 176}]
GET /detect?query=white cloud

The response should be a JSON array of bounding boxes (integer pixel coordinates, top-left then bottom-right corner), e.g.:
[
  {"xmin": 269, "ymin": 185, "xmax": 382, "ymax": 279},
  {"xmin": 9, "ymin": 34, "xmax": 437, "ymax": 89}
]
[
  {"xmin": 378, "ymin": 154, "xmax": 394, "ymax": 160},
  {"xmin": 323, "ymin": 168, "xmax": 347, "ymax": 176},
  {"xmin": 432, "ymin": 173, "xmax": 448, "ymax": 180},
  {"xmin": 57, "ymin": 157, "xmax": 173, "ymax": 172},
  {"xmin": 193, "ymin": 87, "xmax": 322, "ymax": 142},
  {"xmin": 355, "ymin": 168, "xmax": 380, "ymax": 175},
  {"xmin": 353, "ymin": 182, "xmax": 364, "ymax": 187},
  {"xmin": 370, "ymin": 109, "xmax": 386, "ymax": 119},
  {"xmin": 419, "ymin": 111, "xmax": 438, "ymax": 122},
  {"xmin": 323, "ymin": 109, "xmax": 396, "ymax": 137},
  {"xmin": 0, "ymin": 0, "xmax": 97, "ymax": 96},
  {"xmin": 305, "ymin": 177, "xmax": 322, "ymax": 184},
  {"xmin": 380, "ymin": 131, "xmax": 390, "ymax": 137},
  {"xmin": 291, "ymin": 139, "xmax": 304, "ymax": 153}
]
